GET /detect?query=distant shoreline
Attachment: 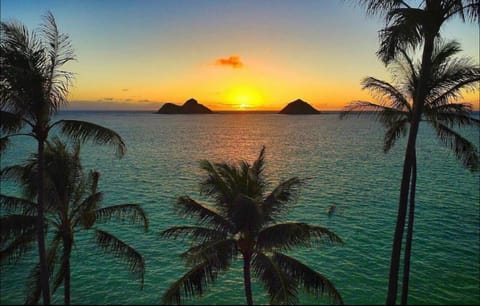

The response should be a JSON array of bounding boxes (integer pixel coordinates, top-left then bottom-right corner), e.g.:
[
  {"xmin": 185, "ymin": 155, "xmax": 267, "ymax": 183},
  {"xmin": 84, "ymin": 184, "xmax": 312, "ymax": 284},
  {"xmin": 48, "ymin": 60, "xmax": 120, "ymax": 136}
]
[{"xmin": 59, "ymin": 109, "xmax": 345, "ymax": 115}]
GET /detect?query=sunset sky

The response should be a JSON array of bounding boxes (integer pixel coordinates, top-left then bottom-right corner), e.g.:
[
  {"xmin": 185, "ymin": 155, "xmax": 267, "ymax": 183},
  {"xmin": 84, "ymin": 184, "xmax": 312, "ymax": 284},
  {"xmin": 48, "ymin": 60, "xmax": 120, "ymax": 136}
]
[{"xmin": 1, "ymin": 0, "xmax": 479, "ymax": 111}]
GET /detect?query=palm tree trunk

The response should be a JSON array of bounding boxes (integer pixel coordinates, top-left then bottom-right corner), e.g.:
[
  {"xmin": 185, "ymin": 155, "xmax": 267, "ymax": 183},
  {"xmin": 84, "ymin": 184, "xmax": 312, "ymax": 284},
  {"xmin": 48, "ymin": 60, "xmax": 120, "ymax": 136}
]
[
  {"xmin": 243, "ymin": 253, "xmax": 254, "ymax": 306},
  {"xmin": 386, "ymin": 33, "xmax": 435, "ymax": 305},
  {"xmin": 401, "ymin": 152, "xmax": 417, "ymax": 305},
  {"xmin": 36, "ymin": 136, "xmax": 51, "ymax": 305},
  {"xmin": 64, "ymin": 238, "xmax": 72, "ymax": 305}
]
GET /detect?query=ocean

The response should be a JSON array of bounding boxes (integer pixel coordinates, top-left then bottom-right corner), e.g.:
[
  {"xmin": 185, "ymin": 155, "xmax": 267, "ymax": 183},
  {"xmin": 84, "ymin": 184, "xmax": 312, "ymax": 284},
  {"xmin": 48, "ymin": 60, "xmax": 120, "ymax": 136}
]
[{"xmin": 1, "ymin": 111, "xmax": 479, "ymax": 305}]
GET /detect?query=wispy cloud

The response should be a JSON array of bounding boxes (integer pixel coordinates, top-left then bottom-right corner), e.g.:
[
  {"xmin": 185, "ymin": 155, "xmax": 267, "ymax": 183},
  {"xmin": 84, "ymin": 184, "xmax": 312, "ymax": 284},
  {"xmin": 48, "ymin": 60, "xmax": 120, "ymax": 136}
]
[{"xmin": 214, "ymin": 55, "xmax": 243, "ymax": 68}]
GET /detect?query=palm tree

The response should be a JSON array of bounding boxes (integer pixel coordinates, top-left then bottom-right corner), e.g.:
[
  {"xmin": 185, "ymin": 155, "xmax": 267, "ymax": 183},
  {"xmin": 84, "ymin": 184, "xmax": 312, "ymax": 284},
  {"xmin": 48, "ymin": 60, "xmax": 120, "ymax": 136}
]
[
  {"xmin": 160, "ymin": 147, "xmax": 344, "ymax": 305},
  {"xmin": 353, "ymin": 1, "xmax": 479, "ymax": 303},
  {"xmin": 0, "ymin": 138, "xmax": 148, "ymax": 305},
  {"xmin": 0, "ymin": 12, "xmax": 126, "ymax": 304},
  {"xmin": 341, "ymin": 39, "xmax": 479, "ymax": 304}
]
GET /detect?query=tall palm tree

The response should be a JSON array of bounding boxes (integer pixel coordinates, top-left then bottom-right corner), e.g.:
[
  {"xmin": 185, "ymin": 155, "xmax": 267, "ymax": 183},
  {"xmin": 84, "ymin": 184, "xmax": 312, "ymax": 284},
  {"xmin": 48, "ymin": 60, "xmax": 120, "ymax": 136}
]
[
  {"xmin": 160, "ymin": 147, "xmax": 344, "ymax": 305},
  {"xmin": 0, "ymin": 138, "xmax": 148, "ymax": 305},
  {"xmin": 354, "ymin": 1, "xmax": 479, "ymax": 303},
  {"xmin": 341, "ymin": 39, "xmax": 479, "ymax": 304},
  {"xmin": 0, "ymin": 12, "xmax": 126, "ymax": 304}
]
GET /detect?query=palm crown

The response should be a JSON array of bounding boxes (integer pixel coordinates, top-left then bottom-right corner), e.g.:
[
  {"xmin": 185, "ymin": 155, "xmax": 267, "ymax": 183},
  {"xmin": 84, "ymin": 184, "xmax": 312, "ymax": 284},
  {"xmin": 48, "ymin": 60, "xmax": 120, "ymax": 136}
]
[
  {"xmin": 0, "ymin": 138, "xmax": 148, "ymax": 304},
  {"xmin": 342, "ymin": 39, "xmax": 480, "ymax": 171},
  {"xmin": 161, "ymin": 147, "xmax": 344, "ymax": 305}
]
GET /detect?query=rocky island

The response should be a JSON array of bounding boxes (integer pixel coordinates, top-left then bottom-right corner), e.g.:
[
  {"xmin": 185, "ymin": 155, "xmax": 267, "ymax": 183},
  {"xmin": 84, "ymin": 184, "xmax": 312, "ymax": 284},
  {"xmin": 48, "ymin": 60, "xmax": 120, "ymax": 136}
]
[
  {"xmin": 157, "ymin": 98, "xmax": 213, "ymax": 114},
  {"xmin": 279, "ymin": 99, "xmax": 320, "ymax": 114}
]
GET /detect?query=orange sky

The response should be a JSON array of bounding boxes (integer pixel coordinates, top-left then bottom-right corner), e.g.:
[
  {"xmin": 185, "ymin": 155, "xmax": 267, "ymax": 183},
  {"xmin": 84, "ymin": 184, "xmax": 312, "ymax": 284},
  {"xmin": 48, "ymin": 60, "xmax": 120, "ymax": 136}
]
[{"xmin": 3, "ymin": 0, "xmax": 479, "ymax": 111}]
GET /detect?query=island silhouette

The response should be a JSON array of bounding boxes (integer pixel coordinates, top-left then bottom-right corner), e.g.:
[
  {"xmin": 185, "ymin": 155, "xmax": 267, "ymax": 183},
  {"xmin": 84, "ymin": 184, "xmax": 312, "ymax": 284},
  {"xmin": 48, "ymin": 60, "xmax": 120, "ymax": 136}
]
[
  {"xmin": 157, "ymin": 98, "xmax": 213, "ymax": 114},
  {"xmin": 279, "ymin": 99, "xmax": 320, "ymax": 114}
]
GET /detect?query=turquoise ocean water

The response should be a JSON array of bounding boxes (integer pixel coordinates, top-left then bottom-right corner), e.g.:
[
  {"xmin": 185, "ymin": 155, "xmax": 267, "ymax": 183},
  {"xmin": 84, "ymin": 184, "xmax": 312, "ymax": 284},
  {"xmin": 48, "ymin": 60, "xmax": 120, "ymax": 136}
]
[{"xmin": 1, "ymin": 111, "xmax": 479, "ymax": 305}]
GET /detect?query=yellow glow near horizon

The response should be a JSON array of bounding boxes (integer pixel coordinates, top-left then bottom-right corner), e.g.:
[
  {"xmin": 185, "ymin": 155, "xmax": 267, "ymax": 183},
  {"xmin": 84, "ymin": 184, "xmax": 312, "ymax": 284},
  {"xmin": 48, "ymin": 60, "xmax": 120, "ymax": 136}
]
[{"xmin": 226, "ymin": 86, "xmax": 263, "ymax": 110}]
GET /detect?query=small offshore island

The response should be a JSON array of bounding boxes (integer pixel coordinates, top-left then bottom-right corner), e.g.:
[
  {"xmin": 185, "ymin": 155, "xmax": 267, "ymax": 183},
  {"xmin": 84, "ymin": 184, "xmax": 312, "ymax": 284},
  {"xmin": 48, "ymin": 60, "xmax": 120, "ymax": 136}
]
[
  {"xmin": 157, "ymin": 98, "xmax": 213, "ymax": 114},
  {"xmin": 156, "ymin": 98, "xmax": 322, "ymax": 114},
  {"xmin": 279, "ymin": 99, "xmax": 321, "ymax": 114}
]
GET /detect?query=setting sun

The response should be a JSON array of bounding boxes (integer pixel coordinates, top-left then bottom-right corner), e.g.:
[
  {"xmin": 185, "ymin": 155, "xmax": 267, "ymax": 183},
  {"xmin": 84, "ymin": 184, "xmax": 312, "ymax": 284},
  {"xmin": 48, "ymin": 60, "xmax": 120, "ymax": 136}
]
[{"xmin": 226, "ymin": 86, "xmax": 263, "ymax": 110}]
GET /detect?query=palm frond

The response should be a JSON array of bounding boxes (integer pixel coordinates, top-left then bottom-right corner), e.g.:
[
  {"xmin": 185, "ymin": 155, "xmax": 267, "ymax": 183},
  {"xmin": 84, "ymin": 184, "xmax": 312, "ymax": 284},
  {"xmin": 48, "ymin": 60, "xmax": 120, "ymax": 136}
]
[
  {"xmin": 257, "ymin": 222, "xmax": 343, "ymax": 252},
  {"xmin": 430, "ymin": 121, "xmax": 479, "ymax": 172},
  {"xmin": 180, "ymin": 238, "xmax": 237, "ymax": 267},
  {"xmin": 252, "ymin": 146, "xmax": 266, "ymax": 176},
  {"xmin": 377, "ymin": 7, "xmax": 424, "ymax": 64},
  {"xmin": 53, "ymin": 119, "xmax": 126, "ymax": 158},
  {"xmin": 95, "ymin": 204, "xmax": 148, "ymax": 231},
  {"xmin": 161, "ymin": 260, "xmax": 220, "ymax": 305},
  {"xmin": 273, "ymin": 252, "xmax": 344, "ymax": 305},
  {"xmin": 160, "ymin": 225, "xmax": 226, "ymax": 243},
  {"xmin": 0, "ymin": 194, "xmax": 37, "ymax": 215},
  {"xmin": 175, "ymin": 196, "xmax": 234, "ymax": 232},
  {"xmin": 0, "ymin": 222, "xmax": 37, "ymax": 266},
  {"xmin": 0, "ymin": 20, "xmax": 45, "ymax": 117},
  {"xmin": 263, "ymin": 177, "xmax": 303, "ymax": 219},
  {"xmin": 425, "ymin": 103, "xmax": 480, "ymax": 127},
  {"xmin": 230, "ymin": 194, "xmax": 263, "ymax": 234},
  {"xmin": 94, "ymin": 229, "xmax": 145, "ymax": 288},
  {"xmin": 355, "ymin": 0, "xmax": 408, "ymax": 16},
  {"xmin": 252, "ymin": 251, "xmax": 298, "ymax": 305},
  {"xmin": 383, "ymin": 118, "xmax": 409, "ymax": 153},
  {"xmin": 361, "ymin": 77, "xmax": 412, "ymax": 111},
  {"xmin": 0, "ymin": 110, "xmax": 26, "ymax": 134},
  {"xmin": 40, "ymin": 11, "xmax": 76, "ymax": 110},
  {"xmin": 0, "ymin": 214, "xmax": 37, "ymax": 245},
  {"xmin": 71, "ymin": 192, "xmax": 103, "ymax": 229},
  {"xmin": 199, "ymin": 159, "xmax": 232, "ymax": 205},
  {"xmin": 340, "ymin": 100, "xmax": 410, "ymax": 133}
]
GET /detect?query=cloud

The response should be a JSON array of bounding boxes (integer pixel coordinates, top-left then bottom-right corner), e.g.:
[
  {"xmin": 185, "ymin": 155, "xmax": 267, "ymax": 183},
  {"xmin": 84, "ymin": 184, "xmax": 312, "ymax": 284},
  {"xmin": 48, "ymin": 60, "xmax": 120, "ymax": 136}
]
[{"xmin": 214, "ymin": 55, "xmax": 243, "ymax": 69}]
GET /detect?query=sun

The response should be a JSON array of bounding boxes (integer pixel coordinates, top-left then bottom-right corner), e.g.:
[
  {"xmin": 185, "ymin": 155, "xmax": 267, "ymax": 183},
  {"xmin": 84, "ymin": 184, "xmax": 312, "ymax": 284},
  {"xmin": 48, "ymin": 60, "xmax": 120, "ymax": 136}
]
[{"xmin": 226, "ymin": 86, "xmax": 263, "ymax": 110}]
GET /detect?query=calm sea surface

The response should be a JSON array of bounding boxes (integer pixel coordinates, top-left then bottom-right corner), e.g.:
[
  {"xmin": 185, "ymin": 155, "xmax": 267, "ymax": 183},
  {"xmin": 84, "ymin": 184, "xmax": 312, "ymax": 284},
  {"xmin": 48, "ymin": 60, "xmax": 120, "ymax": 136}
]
[{"xmin": 1, "ymin": 111, "xmax": 479, "ymax": 305}]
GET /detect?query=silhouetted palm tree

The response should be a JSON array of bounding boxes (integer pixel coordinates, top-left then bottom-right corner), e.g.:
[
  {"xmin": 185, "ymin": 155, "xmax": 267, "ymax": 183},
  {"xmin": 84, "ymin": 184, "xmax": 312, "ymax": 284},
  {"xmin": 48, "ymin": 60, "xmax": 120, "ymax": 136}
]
[
  {"xmin": 0, "ymin": 138, "xmax": 147, "ymax": 305},
  {"xmin": 160, "ymin": 147, "xmax": 344, "ymax": 305},
  {"xmin": 341, "ymin": 39, "xmax": 479, "ymax": 304},
  {"xmin": 0, "ymin": 12, "xmax": 125, "ymax": 304},
  {"xmin": 353, "ymin": 1, "xmax": 479, "ymax": 303}
]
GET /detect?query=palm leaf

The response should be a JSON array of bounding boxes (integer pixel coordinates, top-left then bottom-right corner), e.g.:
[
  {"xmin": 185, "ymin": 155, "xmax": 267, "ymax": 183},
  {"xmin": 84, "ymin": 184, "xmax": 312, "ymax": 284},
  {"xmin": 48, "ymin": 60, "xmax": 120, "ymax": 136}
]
[
  {"xmin": 273, "ymin": 252, "xmax": 344, "ymax": 305},
  {"xmin": 71, "ymin": 192, "xmax": 103, "ymax": 229},
  {"xmin": 383, "ymin": 118, "xmax": 409, "ymax": 153},
  {"xmin": 199, "ymin": 159, "xmax": 232, "ymax": 205},
  {"xmin": 0, "ymin": 214, "xmax": 37, "ymax": 244},
  {"xmin": 263, "ymin": 177, "xmax": 303, "ymax": 219},
  {"xmin": 252, "ymin": 251, "xmax": 298, "ymax": 305},
  {"xmin": 425, "ymin": 103, "xmax": 480, "ymax": 127},
  {"xmin": 430, "ymin": 121, "xmax": 479, "ymax": 172},
  {"xmin": 377, "ymin": 7, "xmax": 424, "ymax": 64},
  {"xmin": 361, "ymin": 77, "xmax": 412, "ymax": 111},
  {"xmin": 0, "ymin": 110, "xmax": 27, "ymax": 133},
  {"xmin": 180, "ymin": 238, "xmax": 237, "ymax": 267},
  {"xmin": 161, "ymin": 260, "xmax": 220, "ymax": 305},
  {"xmin": 251, "ymin": 145, "xmax": 266, "ymax": 179},
  {"xmin": 94, "ymin": 229, "xmax": 145, "ymax": 288},
  {"xmin": 160, "ymin": 225, "xmax": 226, "ymax": 243},
  {"xmin": 175, "ymin": 196, "xmax": 234, "ymax": 232},
  {"xmin": 0, "ymin": 223, "xmax": 37, "ymax": 266},
  {"xmin": 95, "ymin": 204, "xmax": 148, "ymax": 231},
  {"xmin": 40, "ymin": 11, "xmax": 75, "ymax": 110},
  {"xmin": 230, "ymin": 194, "xmax": 263, "ymax": 233},
  {"xmin": 257, "ymin": 222, "xmax": 343, "ymax": 252},
  {"xmin": 52, "ymin": 119, "xmax": 126, "ymax": 157},
  {"xmin": 0, "ymin": 194, "xmax": 37, "ymax": 215}
]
